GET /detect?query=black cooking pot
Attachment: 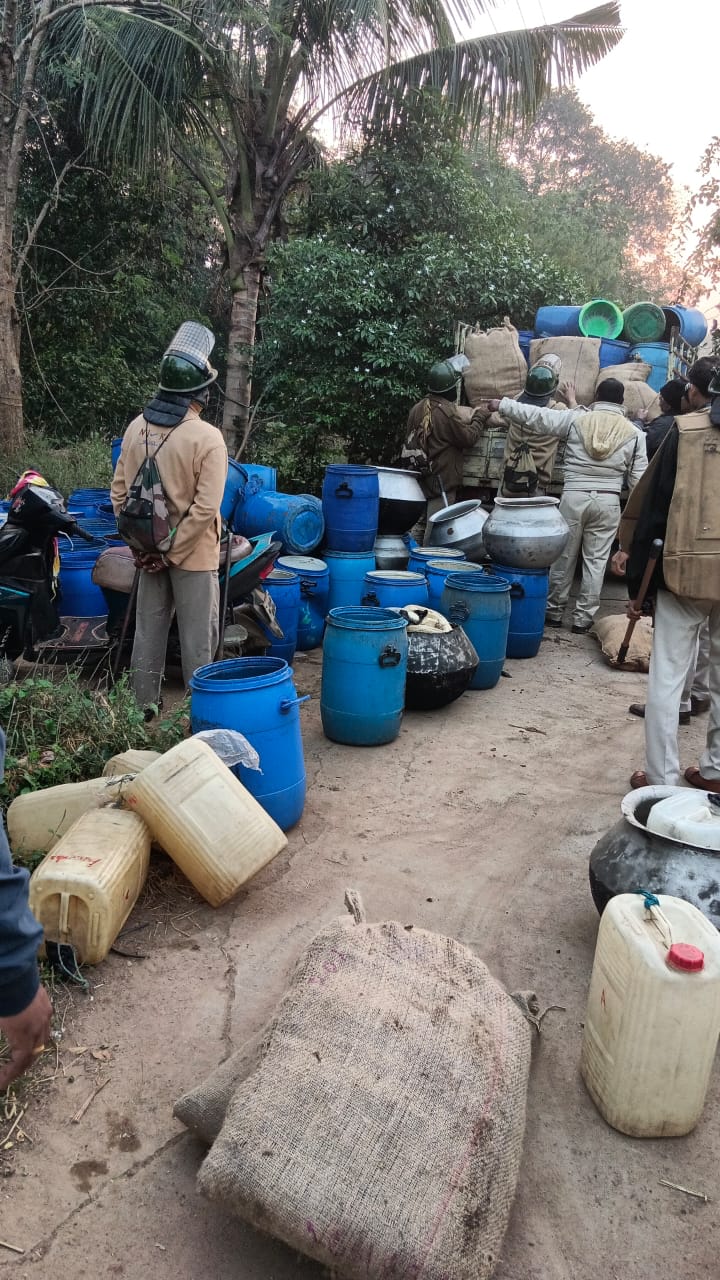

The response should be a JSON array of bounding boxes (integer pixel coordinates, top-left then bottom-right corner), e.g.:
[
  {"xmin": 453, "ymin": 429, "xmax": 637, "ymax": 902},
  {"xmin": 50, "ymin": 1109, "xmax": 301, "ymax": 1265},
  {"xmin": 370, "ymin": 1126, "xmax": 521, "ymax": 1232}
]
[
  {"xmin": 376, "ymin": 468, "xmax": 426, "ymax": 536},
  {"xmin": 405, "ymin": 624, "xmax": 479, "ymax": 711},
  {"xmin": 589, "ymin": 786, "xmax": 720, "ymax": 930}
]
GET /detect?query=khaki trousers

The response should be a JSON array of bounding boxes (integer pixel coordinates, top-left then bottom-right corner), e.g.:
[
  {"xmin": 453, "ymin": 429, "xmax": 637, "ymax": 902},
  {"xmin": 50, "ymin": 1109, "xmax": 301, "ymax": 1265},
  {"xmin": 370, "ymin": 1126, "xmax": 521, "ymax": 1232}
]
[
  {"xmin": 680, "ymin": 619, "xmax": 710, "ymax": 713},
  {"xmin": 131, "ymin": 567, "xmax": 219, "ymax": 707},
  {"xmin": 645, "ymin": 591, "xmax": 720, "ymax": 784},
  {"xmin": 546, "ymin": 490, "xmax": 620, "ymax": 628}
]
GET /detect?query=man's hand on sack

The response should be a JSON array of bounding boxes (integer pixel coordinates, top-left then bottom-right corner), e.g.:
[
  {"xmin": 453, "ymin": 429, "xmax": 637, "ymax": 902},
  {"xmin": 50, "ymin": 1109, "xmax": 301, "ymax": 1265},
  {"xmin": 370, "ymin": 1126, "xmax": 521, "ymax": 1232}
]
[
  {"xmin": 559, "ymin": 380, "xmax": 577, "ymax": 408},
  {"xmin": 0, "ymin": 986, "xmax": 53, "ymax": 1091},
  {"xmin": 487, "ymin": 399, "xmax": 501, "ymax": 413}
]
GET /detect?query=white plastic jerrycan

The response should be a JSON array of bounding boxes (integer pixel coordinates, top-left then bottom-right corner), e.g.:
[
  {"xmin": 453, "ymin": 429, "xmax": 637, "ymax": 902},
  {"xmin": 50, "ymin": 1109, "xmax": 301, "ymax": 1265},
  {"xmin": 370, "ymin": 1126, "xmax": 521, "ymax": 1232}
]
[
  {"xmin": 29, "ymin": 807, "xmax": 151, "ymax": 965},
  {"xmin": 581, "ymin": 892, "xmax": 720, "ymax": 1137}
]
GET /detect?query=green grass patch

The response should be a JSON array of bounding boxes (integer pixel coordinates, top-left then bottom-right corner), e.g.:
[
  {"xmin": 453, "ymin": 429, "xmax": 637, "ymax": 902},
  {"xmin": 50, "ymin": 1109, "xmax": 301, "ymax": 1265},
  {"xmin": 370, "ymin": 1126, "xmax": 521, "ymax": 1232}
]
[
  {"xmin": 0, "ymin": 671, "xmax": 187, "ymax": 818},
  {"xmin": 0, "ymin": 430, "xmax": 112, "ymax": 499}
]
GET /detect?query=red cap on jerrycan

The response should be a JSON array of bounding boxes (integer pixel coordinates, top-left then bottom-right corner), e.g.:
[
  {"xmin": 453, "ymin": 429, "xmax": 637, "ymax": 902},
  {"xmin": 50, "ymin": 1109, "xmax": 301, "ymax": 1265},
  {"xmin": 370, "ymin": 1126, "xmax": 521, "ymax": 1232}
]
[{"xmin": 666, "ymin": 943, "xmax": 705, "ymax": 973}]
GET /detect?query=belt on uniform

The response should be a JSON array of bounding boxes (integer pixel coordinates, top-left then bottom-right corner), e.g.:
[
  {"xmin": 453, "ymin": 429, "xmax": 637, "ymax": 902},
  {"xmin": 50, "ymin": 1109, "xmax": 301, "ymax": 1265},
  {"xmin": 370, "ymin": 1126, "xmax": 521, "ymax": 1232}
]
[{"xmin": 572, "ymin": 489, "xmax": 620, "ymax": 495}]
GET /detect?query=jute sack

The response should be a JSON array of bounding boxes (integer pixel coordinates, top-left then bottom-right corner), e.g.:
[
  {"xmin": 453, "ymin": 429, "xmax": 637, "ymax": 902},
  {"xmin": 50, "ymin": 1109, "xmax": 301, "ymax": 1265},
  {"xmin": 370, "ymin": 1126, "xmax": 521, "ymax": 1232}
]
[
  {"xmin": 529, "ymin": 337, "xmax": 601, "ymax": 407},
  {"xmin": 196, "ymin": 911, "xmax": 532, "ymax": 1280},
  {"xmin": 464, "ymin": 318, "xmax": 527, "ymax": 404},
  {"xmin": 591, "ymin": 613, "xmax": 653, "ymax": 672},
  {"xmin": 593, "ymin": 361, "xmax": 661, "ymax": 423}
]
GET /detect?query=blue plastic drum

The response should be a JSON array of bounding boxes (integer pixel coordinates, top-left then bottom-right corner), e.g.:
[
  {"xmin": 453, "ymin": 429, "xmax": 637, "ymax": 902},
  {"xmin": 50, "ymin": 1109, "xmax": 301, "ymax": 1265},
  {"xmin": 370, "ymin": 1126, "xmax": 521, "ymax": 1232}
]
[
  {"xmin": 277, "ymin": 556, "xmax": 329, "ymax": 650},
  {"xmin": 441, "ymin": 572, "xmax": 511, "ymax": 689},
  {"xmin": 190, "ymin": 656, "xmax": 307, "ymax": 830},
  {"xmin": 360, "ymin": 570, "xmax": 429, "ymax": 610},
  {"xmin": 491, "ymin": 563, "xmax": 549, "ymax": 659},
  {"xmin": 406, "ymin": 546, "xmax": 465, "ymax": 576},
  {"xmin": 321, "ymin": 607, "xmax": 408, "ymax": 746},
  {"xmin": 321, "ymin": 465, "xmax": 379, "ymax": 552},
  {"xmin": 323, "ymin": 549, "xmax": 376, "ymax": 610},
  {"xmin": 263, "ymin": 568, "xmax": 300, "ymax": 662}
]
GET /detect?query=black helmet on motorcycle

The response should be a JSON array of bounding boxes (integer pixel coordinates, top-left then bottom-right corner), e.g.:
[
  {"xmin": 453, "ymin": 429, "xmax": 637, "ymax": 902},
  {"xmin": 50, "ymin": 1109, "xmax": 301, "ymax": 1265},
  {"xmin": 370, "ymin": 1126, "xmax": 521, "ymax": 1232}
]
[{"xmin": 158, "ymin": 322, "xmax": 218, "ymax": 394}]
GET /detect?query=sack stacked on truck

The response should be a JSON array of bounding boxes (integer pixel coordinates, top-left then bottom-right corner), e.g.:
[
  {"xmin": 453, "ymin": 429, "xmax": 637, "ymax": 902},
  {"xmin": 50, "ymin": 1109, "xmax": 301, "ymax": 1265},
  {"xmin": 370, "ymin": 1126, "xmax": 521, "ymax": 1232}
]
[
  {"xmin": 593, "ymin": 361, "xmax": 661, "ymax": 422},
  {"xmin": 529, "ymin": 336, "xmax": 601, "ymax": 407},
  {"xmin": 463, "ymin": 319, "xmax": 527, "ymax": 404},
  {"xmin": 177, "ymin": 908, "xmax": 532, "ymax": 1280}
]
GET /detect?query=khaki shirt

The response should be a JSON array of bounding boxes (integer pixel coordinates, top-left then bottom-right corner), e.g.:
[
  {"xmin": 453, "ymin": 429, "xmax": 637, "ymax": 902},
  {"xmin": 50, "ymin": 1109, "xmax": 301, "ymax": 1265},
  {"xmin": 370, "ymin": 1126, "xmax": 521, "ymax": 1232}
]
[{"xmin": 111, "ymin": 409, "xmax": 228, "ymax": 571}]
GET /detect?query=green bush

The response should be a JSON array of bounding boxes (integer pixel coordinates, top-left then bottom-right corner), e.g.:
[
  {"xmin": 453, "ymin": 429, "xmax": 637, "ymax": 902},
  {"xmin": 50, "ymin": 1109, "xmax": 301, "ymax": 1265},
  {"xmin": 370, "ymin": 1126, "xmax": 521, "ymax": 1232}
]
[{"xmin": 0, "ymin": 430, "xmax": 112, "ymax": 499}]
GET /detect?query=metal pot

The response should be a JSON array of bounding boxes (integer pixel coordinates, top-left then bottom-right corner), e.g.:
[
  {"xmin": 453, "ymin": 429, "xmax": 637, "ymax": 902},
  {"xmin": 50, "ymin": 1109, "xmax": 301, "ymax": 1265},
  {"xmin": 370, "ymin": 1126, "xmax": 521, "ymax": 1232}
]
[
  {"xmin": 426, "ymin": 500, "xmax": 488, "ymax": 563},
  {"xmin": 376, "ymin": 467, "xmax": 426, "ymax": 535},
  {"xmin": 589, "ymin": 786, "xmax": 720, "ymax": 930},
  {"xmin": 482, "ymin": 496, "xmax": 569, "ymax": 570},
  {"xmin": 405, "ymin": 626, "xmax": 479, "ymax": 711},
  {"xmin": 373, "ymin": 534, "xmax": 410, "ymax": 571}
]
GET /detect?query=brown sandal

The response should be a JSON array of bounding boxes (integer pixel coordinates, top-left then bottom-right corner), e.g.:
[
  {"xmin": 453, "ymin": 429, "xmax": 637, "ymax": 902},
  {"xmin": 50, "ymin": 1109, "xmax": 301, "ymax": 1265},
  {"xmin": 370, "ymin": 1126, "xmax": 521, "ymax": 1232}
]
[
  {"xmin": 630, "ymin": 770, "xmax": 649, "ymax": 789},
  {"xmin": 684, "ymin": 766, "xmax": 720, "ymax": 794}
]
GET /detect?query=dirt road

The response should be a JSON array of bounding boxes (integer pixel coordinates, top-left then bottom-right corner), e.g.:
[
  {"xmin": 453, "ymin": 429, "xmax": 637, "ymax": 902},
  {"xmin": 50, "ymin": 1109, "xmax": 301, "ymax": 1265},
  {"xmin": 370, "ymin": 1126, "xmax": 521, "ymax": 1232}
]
[{"xmin": 2, "ymin": 592, "xmax": 718, "ymax": 1279}]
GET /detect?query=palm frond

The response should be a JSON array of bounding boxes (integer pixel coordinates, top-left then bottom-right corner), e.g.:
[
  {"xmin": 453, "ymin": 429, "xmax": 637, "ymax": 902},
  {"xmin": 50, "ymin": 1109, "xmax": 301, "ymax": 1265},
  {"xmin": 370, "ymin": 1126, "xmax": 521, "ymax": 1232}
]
[{"xmin": 329, "ymin": 5, "xmax": 623, "ymax": 139}]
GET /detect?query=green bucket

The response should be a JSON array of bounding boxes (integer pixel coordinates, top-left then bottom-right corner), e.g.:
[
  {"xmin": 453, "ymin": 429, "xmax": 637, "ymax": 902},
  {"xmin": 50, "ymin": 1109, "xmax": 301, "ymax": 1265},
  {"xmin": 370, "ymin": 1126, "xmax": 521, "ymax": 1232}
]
[
  {"xmin": 621, "ymin": 302, "xmax": 665, "ymax": 344},
  {"xmin": 578, "ymin": 299, "xmax": 623, "ymax": 339}
]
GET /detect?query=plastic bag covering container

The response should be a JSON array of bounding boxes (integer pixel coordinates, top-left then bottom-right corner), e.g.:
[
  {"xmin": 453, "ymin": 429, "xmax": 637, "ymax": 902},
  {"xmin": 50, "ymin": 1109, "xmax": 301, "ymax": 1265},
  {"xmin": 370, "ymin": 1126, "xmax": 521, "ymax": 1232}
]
[
  {"xmin": 7, "ymin": 776, "xmax": 126, "ymax": 855},
  {"xmin": 102, "ymin": 750, "xmax": 162, "ymax": 777},
  {"xmin": 581, "ymin": 892, "xmax": 720, "ymax": 1137},
  {"xmin": 29, "ymin": 808, "xmax": 151, "ymax": 965},
  {"xmin": 277, "ymin": 556, "xmax": 329, "ymax": 650},
  {"xmin": 124, "ymin": 738, "xmax": 288, "ymax": 906},
  {"xmin": 323, "ymin": 549, "xmax": 376, "ymax": 610},
  {"xmin": 321, "ymin": 607, "xmax": 408, "ymax": 746},
  {"xmin": 360, "ymin": 569, "xmax": 429, "ymax": 610},
  {"xmin": 189, "ymin": 658, "xmax": 307, "ymax": 831},
  {"xmin": 441, "ymin": 572, "xmax": 511, "ymax": 689},
  {"xmin": 321, "ymin": 465, "xmax": 379, "ymax": 553}
]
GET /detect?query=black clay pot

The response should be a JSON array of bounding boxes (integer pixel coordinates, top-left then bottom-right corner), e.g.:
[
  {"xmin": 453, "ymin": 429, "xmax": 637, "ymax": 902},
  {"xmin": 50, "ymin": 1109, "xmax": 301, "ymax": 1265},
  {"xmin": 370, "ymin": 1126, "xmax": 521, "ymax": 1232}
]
[
  {"xmin": 589, "ymin": 787, "xmax": 720, "ymax": 930},
  {"xmin": 405, "ymin": 625, "xmax": 479, "ymax": 711},
  {"xmin": 376, "ymin": 468, "xmax": 426, "ymax": 536}
]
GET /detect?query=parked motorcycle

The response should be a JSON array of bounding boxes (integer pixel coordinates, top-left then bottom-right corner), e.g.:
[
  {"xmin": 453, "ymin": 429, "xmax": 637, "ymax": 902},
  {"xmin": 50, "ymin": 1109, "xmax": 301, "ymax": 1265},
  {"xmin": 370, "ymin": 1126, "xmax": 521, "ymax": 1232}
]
[{"xmin": 0, "ymin": 481, "xmax": 282, "ymax": 679}]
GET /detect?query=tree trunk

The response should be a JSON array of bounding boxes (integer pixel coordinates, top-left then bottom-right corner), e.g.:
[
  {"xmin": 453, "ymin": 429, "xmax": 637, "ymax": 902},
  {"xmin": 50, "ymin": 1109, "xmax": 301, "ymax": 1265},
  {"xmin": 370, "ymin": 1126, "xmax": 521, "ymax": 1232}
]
[
  {"xmin": 222, "ymin": 249, "xmax": 262, "ymax": 454},
  {"xmin": 0, "ymin": 273, "xmax": 23, "ymax": 452}
]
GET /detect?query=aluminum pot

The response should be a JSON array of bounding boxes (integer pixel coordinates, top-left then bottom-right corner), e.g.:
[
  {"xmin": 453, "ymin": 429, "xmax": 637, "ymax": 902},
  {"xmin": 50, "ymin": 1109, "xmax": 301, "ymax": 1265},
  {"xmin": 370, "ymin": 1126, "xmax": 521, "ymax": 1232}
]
[
  {"xmin": 482, "ymin": 496, "xmax": 569, "ymax": 570},
  {"xmin": 373, "ymin": 533, "xmax": 410, "ymax": 571},
  {"xmin": 376, "ymin": 467, "xmax": 426, "ymax": 535},
  {"xmin": 426, "ymin": 500, "xmax": 488, "ymax": 563},
  {"xmin": 589, "ymin": 786, "xmax": 720, "ymax": 930}
]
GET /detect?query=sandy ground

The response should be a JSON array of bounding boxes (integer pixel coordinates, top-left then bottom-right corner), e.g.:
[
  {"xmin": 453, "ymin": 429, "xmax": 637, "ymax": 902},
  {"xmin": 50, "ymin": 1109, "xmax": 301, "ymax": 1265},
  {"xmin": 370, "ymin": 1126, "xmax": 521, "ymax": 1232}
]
[{"xmin": 2, "ymin": 579, "xmax": 719, "ymax": 1280}]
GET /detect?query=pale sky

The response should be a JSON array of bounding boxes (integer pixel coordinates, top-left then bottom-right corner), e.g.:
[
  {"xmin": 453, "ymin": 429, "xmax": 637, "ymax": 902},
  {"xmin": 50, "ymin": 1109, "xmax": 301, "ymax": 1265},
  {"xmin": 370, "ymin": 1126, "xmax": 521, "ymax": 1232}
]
[{"xmin": 477, "ymin": 0, "xmax": 716, "ymax": 189}]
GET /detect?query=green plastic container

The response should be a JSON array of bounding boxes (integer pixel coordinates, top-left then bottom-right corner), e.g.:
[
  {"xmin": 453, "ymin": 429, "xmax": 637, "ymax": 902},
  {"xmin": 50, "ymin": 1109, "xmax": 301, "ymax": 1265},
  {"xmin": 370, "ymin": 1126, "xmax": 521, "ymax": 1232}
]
[
  {"xmin": 622, "ymin": 302, "xmax": 665, "ymax": 344},
  {"xmin": 579, "ymin": 299, "xmax": 623, "ymax": 340}
]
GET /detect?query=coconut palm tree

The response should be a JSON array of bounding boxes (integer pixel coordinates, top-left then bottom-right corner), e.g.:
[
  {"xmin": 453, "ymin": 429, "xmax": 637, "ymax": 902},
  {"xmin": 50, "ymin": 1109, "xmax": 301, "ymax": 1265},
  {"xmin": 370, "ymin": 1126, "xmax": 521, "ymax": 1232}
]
[{"xmin": 50, "ymin": 2, "xmax": 623, "ymax": 449}]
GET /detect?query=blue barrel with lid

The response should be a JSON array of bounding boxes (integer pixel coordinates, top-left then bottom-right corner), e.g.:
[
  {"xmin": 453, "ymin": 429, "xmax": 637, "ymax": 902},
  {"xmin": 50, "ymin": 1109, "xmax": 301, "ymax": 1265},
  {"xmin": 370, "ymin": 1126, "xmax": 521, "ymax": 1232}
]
[
  {"xmin": 491, "ymin": 562, "xmax": 549, "ymax": 659},
  {"xmin": 441, "ymin": 572, "xmax": 511, "ymax": 689},
  {"xmin": 426, "ymin": 559, "xmax": 484, "ymax": 613},
  {"xmin": 407, "ymin": 546, "xmax": 465, "ymax": 576},
  {"xmin": 263, "ymin": 568, "xmax": 300, "ymax": 663},
  {"xmin": 58, "ymin": 537, "xmax": 109, "ymax": 616},
  {"xmin": 190, "ymin": 656, "xmax": 307, "ymax": 830},
  {"xmin": 321, "ymin": 607, "xmax": 408, "ymax": 746},
  {"xmin": 323, "ymin": 549, "xmax": 376, "ymax": 610},
  {"xmin": 236, "ymin": 490, "xmax": 324, "ymax": 555},
  {"xmin": 629, "ymin": 343, "xmax": 670, "ymax": 393},
  {"xmin": 277, "ymin": 555, "xmax": 329, "ymax": 650},
  {"xmin": 322, "ymin": 465, "xmax": 379, "ymax": 552},
  {"xmin": 361, "ymin": 570, "xmax": 429, "ymax": 610},
  {"xmin": 534, "ymin": 306, "xmax": 581, "ymax": 337}
]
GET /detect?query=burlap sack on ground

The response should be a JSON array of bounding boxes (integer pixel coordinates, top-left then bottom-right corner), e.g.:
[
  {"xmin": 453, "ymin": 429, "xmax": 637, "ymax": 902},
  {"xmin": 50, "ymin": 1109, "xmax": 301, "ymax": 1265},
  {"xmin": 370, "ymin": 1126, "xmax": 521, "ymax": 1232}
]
[
  {"xmin": 529, "ymin": 337, "xmax": 601, "ymax": 406},
  {"xmin": 196, "ymin": 915, "xmax": 532, "ymax": 1280},
  {"xmin": 591, "ymin": 613, "xmax": 653, "ymax": 671},
  {"xmin": 174, "ymin": 1026, "xmax": 269, "ymax": 1145},
  {"xmin": 464, "ymin": 319, "xmax": 527, "ymax": 404}
]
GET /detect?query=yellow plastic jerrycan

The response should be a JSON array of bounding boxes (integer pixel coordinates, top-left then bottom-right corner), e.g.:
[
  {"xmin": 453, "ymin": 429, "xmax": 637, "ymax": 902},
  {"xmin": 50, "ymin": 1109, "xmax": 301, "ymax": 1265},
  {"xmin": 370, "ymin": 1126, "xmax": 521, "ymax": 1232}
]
[
  {"xmin": 8, "ymin": 775, "xmax": 127, "ymax": 856},
  {"xmin": 29, "ymin": 807, "xmax": 151, "ymax": 964},
  {"xmin": 581, "ymin": 892, "xmax": 720, "ymax": 1137},
  {"xmin": 102, "ymin": 749, "xmax": 162, "ymax": 777},
  {"xmin": 124, "ymin": 737, "xmax": 287, "ymax": 907}
]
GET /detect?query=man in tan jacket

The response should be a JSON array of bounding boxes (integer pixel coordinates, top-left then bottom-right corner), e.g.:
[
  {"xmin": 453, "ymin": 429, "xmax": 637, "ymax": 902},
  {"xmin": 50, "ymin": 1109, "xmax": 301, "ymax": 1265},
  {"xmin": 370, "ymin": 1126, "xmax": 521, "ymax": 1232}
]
[{"xmin": 111, "ymin": 323, "xmax": 228, "ymax": 712}]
